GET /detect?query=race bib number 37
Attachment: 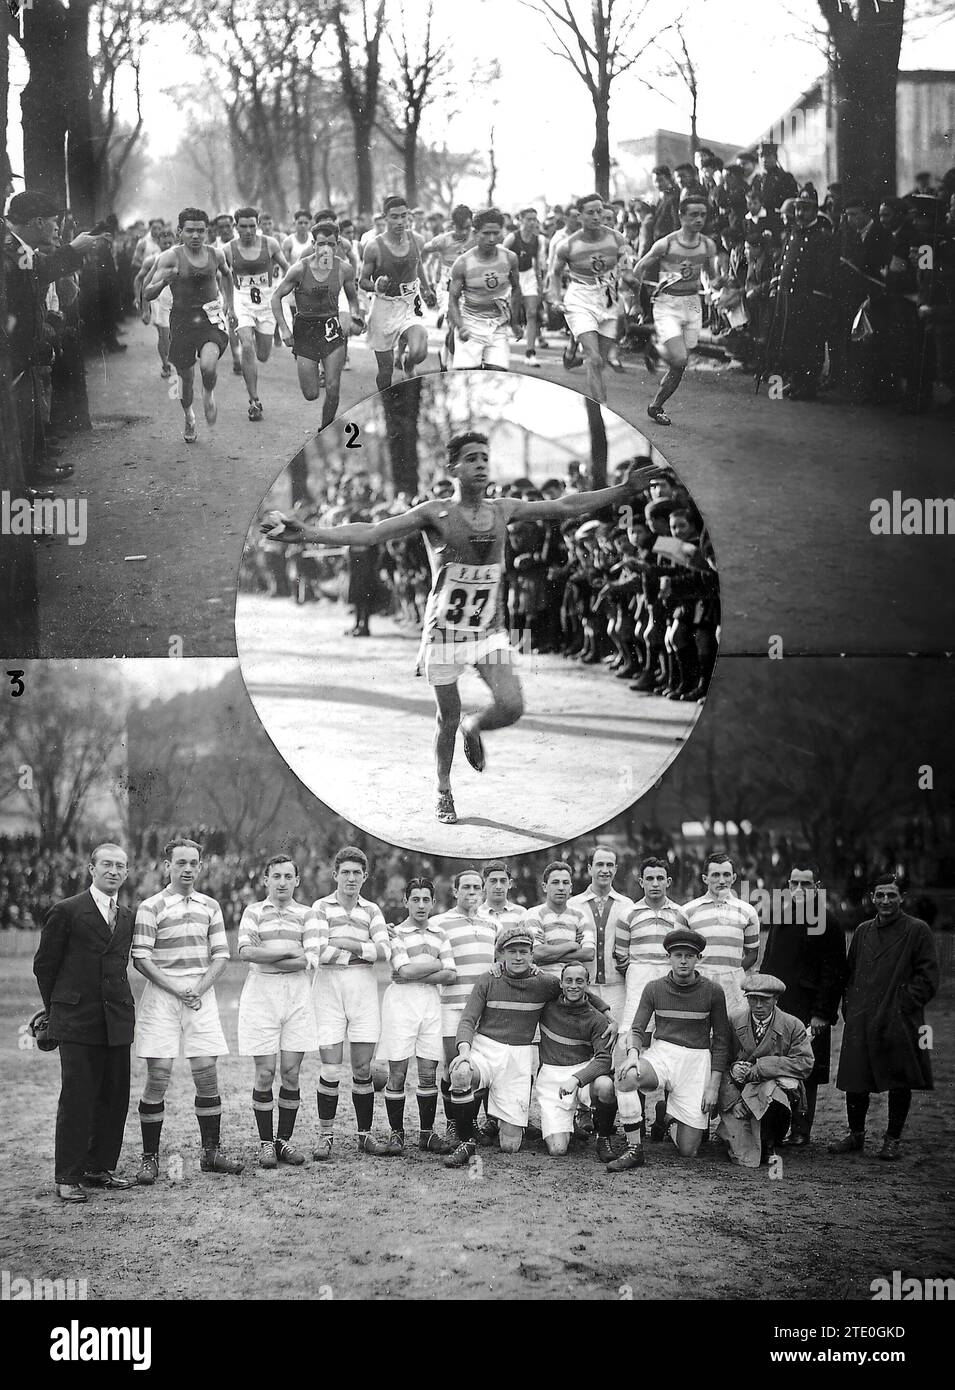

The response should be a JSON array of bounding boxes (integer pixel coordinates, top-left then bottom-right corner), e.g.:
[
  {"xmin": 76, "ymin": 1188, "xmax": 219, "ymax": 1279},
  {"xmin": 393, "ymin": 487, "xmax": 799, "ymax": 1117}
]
[{"xmin": 435, "ymin": 563, "xmax": 501, "ymax": 633}]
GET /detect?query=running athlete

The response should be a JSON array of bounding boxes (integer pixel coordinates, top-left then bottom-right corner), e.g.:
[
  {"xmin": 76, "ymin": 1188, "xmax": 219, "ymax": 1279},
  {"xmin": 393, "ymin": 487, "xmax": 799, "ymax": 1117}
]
[
  {"xmin": 525, "ymin": 860, "xmax": 595, "ymax": 979},
  {"xmin": 131, "ymin": 838, "xmax": 244, "ymax": 1182},
  {"xmin": 282, "ymin": 209, "xmax": 313, "ymax": 264},
  {"xmin": 431, "ymin": 869, "xmax": 498, "ymax": 1143},
  {"xmin": 504, "ymin": 207, "xmax": 546, "ymax": 367},
  {"xmin": 224, "ymin": 206, "xmax": 288, "ymax": 422},
  {"xmin": 309, "ymin": 846, "xmax": 392, "ymax": 1159},
  {"xmin": 536, "ymin": 962, "xmax": 617, "ymax": 1159},
  {"xmin": 375, "ymin": 877, "xmax": 458, "ymax": 1156},
  {"xmin": 631, "ymin": 191, "xmax": 723, "ymax": 426},
  {"xmin": 270, "ymin": 216, "xmax": 363, "ymax": 427},
  {"xmin": 144, "ymin": 207, "xmax": 236, "ymax": 444},
  {"xmin": 447, "ymin": 209, "xmax": 520, "ymax": 371},
  {"xmin": 135, "ymin": 224, "xmax": 177, "ymax": 378},
  {"xmin": 421, "ymin": 204, "xmax": 476, "ymax": 368},
  {"xmin": 263, "ymin": 436, "xmax": 662, "ymax": 824},
  {"xmin": 211, "ymin": 213, "xmax": 242, "ymax": 373},
  {"xmin": 444, "ymin": 924, "xmax": 613, "ymax": 1168},
  {"xmin": 550, "ymin": 194, "xmax": 631, "ymax": 403},
  {"xmin": 360, "ymin": 194, "xmax": 435, "ymax": 389},
  {"xmin": 236, "ymin": 855, "xmax": 319, "ymax": 1169}
]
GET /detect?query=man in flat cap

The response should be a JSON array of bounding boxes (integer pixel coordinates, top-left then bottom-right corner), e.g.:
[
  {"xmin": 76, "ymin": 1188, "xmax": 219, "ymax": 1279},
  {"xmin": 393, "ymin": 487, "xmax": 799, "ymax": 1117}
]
[
  {"xmin": 829, "ymin": 875, "xmax": 938, "ymax": 1161},
  {"xmin": 758, "ymin": 142, "xmax": 798, "ymax": 216},
  {"xmin": 717, "ymin": 974, "xmax": 815, "ymax": 1168},
  {"xmin": 611, "ymin": 926, "xmax": 730, "ymax": 1170}
]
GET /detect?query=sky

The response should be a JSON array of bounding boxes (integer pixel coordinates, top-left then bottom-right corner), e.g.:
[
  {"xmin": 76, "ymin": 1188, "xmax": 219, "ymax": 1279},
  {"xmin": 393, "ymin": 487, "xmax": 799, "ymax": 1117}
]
[{"xmin": 6, "ymin": 0, "xmax": 955, "ymax": 212}]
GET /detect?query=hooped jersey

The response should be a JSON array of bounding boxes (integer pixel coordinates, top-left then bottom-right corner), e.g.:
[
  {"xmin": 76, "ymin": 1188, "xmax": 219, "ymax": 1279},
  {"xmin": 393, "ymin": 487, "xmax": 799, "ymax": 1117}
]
[
  {"xmin": 657, "ymin": 232, "xmax": 714, "ymax": 297},
  {"xmin": 458, "ymin": 246, "xmax": 513, "ymax": 322},
  {"xmin": 422, "ymin": 501, "xmax": 511, "ymax": 641},
  {"xmin": 563, "ymin": 229, "xmax": 624, "ymax": 306},
  {"xmin": 430, "ymin": 229, "xmax": 477, "ymax": 273}
]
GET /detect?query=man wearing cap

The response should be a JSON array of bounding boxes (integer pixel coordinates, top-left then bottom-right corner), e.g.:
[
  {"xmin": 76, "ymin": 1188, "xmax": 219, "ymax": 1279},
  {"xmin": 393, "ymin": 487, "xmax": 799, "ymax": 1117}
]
[
  {"xmin": 610, "ymin": 927, "xmax": 730, "ymax": 1170},
  {"xmin": 829, "ymin": 875, "xmax": 938, "ymax": 1161},
  {"xmin": 765, "ymin": 190, "xmax": 834, "ymax": 400},
  {"xmin": 757, "ymin": 143, "xmax": 798, "ymax": 216},
  {"xmin": 443, "ymin": 923, "xmax": 613, "ymax": 1168},
  {"xmin": 717, "ymin": 974, "xmax": 815, "ymax": 1167}
]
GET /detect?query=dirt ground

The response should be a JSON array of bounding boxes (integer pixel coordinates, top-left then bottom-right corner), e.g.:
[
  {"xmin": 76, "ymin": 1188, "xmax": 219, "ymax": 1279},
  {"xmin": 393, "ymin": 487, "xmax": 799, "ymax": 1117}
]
[
  {"xmin": 2, "ymin": 948, "xmax": 952, "ymax": 1302},
  {"xmin": 236, "ymin": 596, "xmax": 698, "ymax": 856},
  {"xmin": 31, "ymin": 318, "xmax": 955, "ymax": 660}
]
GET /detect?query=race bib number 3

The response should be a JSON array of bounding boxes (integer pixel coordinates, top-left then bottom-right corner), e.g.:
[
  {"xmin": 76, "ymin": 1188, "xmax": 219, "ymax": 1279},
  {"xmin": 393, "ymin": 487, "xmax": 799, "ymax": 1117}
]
[{"xmin": 435, "ymin": 563, "xmax": 501, "ymax": 633}]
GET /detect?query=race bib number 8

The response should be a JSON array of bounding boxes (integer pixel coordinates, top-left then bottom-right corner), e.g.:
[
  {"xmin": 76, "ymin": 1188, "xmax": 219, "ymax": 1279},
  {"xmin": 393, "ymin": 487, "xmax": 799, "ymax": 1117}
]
[{"xmin": 435, "ymin": 563, "xmax": 501, "ymax": 633}]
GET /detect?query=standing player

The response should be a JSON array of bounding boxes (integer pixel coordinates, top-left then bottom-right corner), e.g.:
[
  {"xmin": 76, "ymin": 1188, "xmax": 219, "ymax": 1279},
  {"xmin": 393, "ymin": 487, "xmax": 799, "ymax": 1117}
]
[
  {"xmin": 432, "ymin": 868, "xmax": 498, "ymax": 1142},
  {"xmin": 525, "ymin": 860, "xmax": 595, "ymax": 978},
  {"xmin": 481, "ymin": 860, "xmax": 527, "ymax": 934},
  {"xmin": 360, "ymin": 194, "xmax": 435, "ymax": 390},
  {"xmin": 448, "ymin": 209, "xmax": 521, "ymax": 371},
  {"xmin": 224, "ymin": 207, "xmax": 288, "ymax": 423},
  {"xmin": 444, "ymin": 924, "xmax": 613, "ymax": 1168},
  {"xmin": 131, "ymin": 838, "xmax": 243, "ymax": 1181},
  {"xmin": 236, "ymin": 856, "xmax": 319, "ymax": 1169},
  {"xmin": 263, "ymin": 440, "xmax": 662, "ymax": 824},
  {"xmin": 504, "ymin": 207, "xmax": 546, "ymax": 367},
  {"xmin": 309, "ymin": 846, "xmax": 392, "ymax": 1159},
  {"xmin": 567, "ymin": 845, "xmax": 635, "ymax": 1025},
  {"xmin": 536, "ymin": 962, "xmax": 617, "ymax": 1159},
  {"xmin": 615, "ymin": 856, "xmax": 689, "ymax": 1035},
  {"xmin": 271, "ymin": 216, "xmax": 363, "ymax": 426},
  {"xmin": 550, "ymin": 194, "xmax": 631, "ymax": 403},
  {"xmin": 421, "ymin": 204, "xmax": 476, "ymax": 368},
  {"xmin": 631, "ymin": 192, "xmax": 723, "ymax": 426},
  {"xmin": 611, "ymin": 927, "xmax": 730, "ymax": 1170},
  {"xmin": 135, "ymin": 224, "xmax": 177, "ymax": 378},
  {"xmin": 376, "ymin": 877, "xmax": 458, "ymax": 1155},
  {"xmin": 144, "ymin": 207, "xmax": 236, "ymax": 444},
  {"xmin": 683, "ymin": 851, "xmax": 760, "ymax": 1018}
]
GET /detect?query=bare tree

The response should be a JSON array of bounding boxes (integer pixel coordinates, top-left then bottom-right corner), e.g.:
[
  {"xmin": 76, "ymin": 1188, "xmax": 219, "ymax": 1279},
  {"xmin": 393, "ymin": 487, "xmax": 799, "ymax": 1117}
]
[
  {"xmin": 650, "ymin": 18, "xmax": 699, "ymax": 155},
  {"xmin": 377, "ymin": 0, "xmax": 451, "ymax": 205},
  {"xmin": 332, "ymin": 0, "xmax": 388, "ymax": 215},
  {"xmin": 817, "ymin": 0, "xmax": 906, "ymax": 197},
  {"xmin": 419, "ymin": 144, "xmax": 487, "ymax": 212},
  {"xmin": 519, "ymin": 0, "xmax": 677, "ymax": 198}
]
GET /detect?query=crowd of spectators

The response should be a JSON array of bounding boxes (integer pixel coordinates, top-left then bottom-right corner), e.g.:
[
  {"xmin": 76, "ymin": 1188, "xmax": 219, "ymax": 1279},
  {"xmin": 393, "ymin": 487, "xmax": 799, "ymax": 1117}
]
[
  {"xmin": 2, "ymin": 823, "xmax": 951, "ymax": 936},
  {"xmin": 245, "ymin": 460, "xmax": 720, "ymax": 702}
]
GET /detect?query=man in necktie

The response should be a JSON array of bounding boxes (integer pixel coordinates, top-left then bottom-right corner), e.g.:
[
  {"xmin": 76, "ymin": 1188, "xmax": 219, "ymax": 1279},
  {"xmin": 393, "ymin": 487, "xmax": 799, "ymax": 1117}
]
[{"xmin": 33, "ymin": 844, "xmax": 137, "ymax": 1202}]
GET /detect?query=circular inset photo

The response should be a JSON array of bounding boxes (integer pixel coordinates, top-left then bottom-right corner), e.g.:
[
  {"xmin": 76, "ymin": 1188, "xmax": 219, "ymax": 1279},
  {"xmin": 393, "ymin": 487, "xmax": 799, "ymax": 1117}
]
[{"xmin": 236, "ymin": 372, "xmax": 719, "ymax": 854}]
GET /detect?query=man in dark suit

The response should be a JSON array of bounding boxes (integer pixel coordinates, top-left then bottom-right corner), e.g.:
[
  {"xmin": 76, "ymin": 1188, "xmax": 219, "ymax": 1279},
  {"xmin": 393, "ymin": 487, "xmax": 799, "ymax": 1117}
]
[{"xmin": 33, "ymin": 843, "xmax": 136, "ymax": 1202}]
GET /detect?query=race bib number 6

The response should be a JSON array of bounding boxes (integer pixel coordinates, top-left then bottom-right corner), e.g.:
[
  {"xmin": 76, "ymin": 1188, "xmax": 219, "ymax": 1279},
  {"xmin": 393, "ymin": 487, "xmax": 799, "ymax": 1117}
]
[{"xmin": 436, "ymin": 563, "xmax": 501, "ymax": 632}]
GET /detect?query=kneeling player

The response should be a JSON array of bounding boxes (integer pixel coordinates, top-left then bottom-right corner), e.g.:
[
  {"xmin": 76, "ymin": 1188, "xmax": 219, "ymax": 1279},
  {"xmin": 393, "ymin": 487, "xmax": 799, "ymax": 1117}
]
[
  {"xmin": 377, "ymin": 877, "xmax": 458, "ymax": 1155},
  {"xmin": 610, "ymin": 927, "xmax": 729, "ymax": 1170},
  {"xmin": 237, "ymin": 856, "xmax": 319, "ymax": 1169},
  {"xmin": 444, "ymin": 925, "xmax": 612, "ymax": 1168},
  {"xmin": 536, "ymin": 963, "xmax": 616, "ymax": 1159}
]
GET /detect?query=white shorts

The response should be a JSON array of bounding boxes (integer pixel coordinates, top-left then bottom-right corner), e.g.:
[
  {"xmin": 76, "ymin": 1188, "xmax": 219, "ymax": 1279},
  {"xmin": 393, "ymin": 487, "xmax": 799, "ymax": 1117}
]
[
  {"xmin": 653, "ymin": 293, "xmax": 703, "ymax": 349},
  {"xmin": 453, "ymin": 311, "xmax": 510, "ymax": 369},
  {"xmin": 235, "ymin": 288, "xmax": 276, "ymax": 334},
  {"xmin": 134, "ymin": 978, "xmax": 229, "ymax": 1059},
  {"xmin": 696, "ymin": 964, "xmax": 745, "ymax": 1018},
  {"xmin": 436, "ymin": 275, "xmax": 452, "ymax": 319},
  {"xmin": 639, "ymin": 1038, "xmax": 710, "ymax": 1130},
  {"xmin": 150, "ymin": 285, "xmax": 173, "ymax": 328},
  {"xmin": 518, "ymin": 268, "xmax": 540, "ymax": 299},
  {"xmin": 536, "ymin": 1063, "xmax": 594, "ymax": 1139},
  {"xmin": 237, "ymin": 972, "xmax": 319, "ymax": 1055},
  {"xmin": 465, "ymin": 1034, "xmax": 534, "ymax": 1128},
  {"xmin": 377, "ymin": 982, "xmax": 443, "ymax": 1062},
  {"xmin": 441, "ymin": 1002, "xmax": 464, "ymax": 1039},
  {"xmin": 424, "ymin": 629, "xmax": 516, "ymax": 687},
  {"xmin": 366, "ymin": 295, "xmax": 421, "ymax": 353},
  {"xmin": 313, "ymin": 966, "xmax": 381, "ymax": 1046},
  {"xmin": 622, "ymin": 961, "xmax": 670, "ymax": 1033},
  {"xmin": 563, "ymin": 282, "xmax": 617, "ymax": 339}
]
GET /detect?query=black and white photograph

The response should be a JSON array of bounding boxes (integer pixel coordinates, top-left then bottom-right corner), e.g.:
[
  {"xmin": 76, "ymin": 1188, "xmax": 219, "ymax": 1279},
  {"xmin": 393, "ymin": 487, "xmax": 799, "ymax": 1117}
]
[{"xmin": 0, "ymin": 0, "xmax": 953, "ymax": 1345}]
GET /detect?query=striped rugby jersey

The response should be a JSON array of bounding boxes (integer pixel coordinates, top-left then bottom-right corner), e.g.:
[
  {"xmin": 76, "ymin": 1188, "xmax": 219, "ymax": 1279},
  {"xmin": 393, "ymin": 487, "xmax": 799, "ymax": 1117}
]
[
  {"xmin": 433, "ymin": 908, "xmax": 498, "ymax": 1011},
  {"xmin": 132, "ymin": 888, "xmax": 229, "ymax": 976},
  {"xmin": 615, "ymin": 897, "xmax": 689, "ymax": 971},
  {"xmin": 630, "ymin": 973, "xmax": 730, "ymax": 1073},
  {"xmin": 308, "ymin": 892, "xmax": 391, "ymax": 969},
  {"xmin": 389, "ymin": 919, "xmax": 456, "ymax": 984},
  {"xmin": 538, "ymin": 996, "xmax": 612, "ymax": 1086},
  {"xmin": 682, "ymin": 892, "xmax": 760, "ymax": 971},
  {"xmin": 524, "ymin": 903, "xmax": 595, "ymax": 978},
  {"xmin": 457, "ymin": 970, "xmax": 564, "ymax": 1047},
  {"xmin": 482, "ymin": 900, "xmax": 527, "ymax": 934},
  {"xmin": 237, "ymin": 897, "xmax": 318, "ymax": 975}
]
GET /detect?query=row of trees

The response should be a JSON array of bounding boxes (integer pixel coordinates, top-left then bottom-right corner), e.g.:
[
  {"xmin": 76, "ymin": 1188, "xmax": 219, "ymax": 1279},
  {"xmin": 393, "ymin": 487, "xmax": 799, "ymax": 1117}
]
[{"xmin": 3, "ymin": 0, "xmax": 929, "ymax": 227}]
